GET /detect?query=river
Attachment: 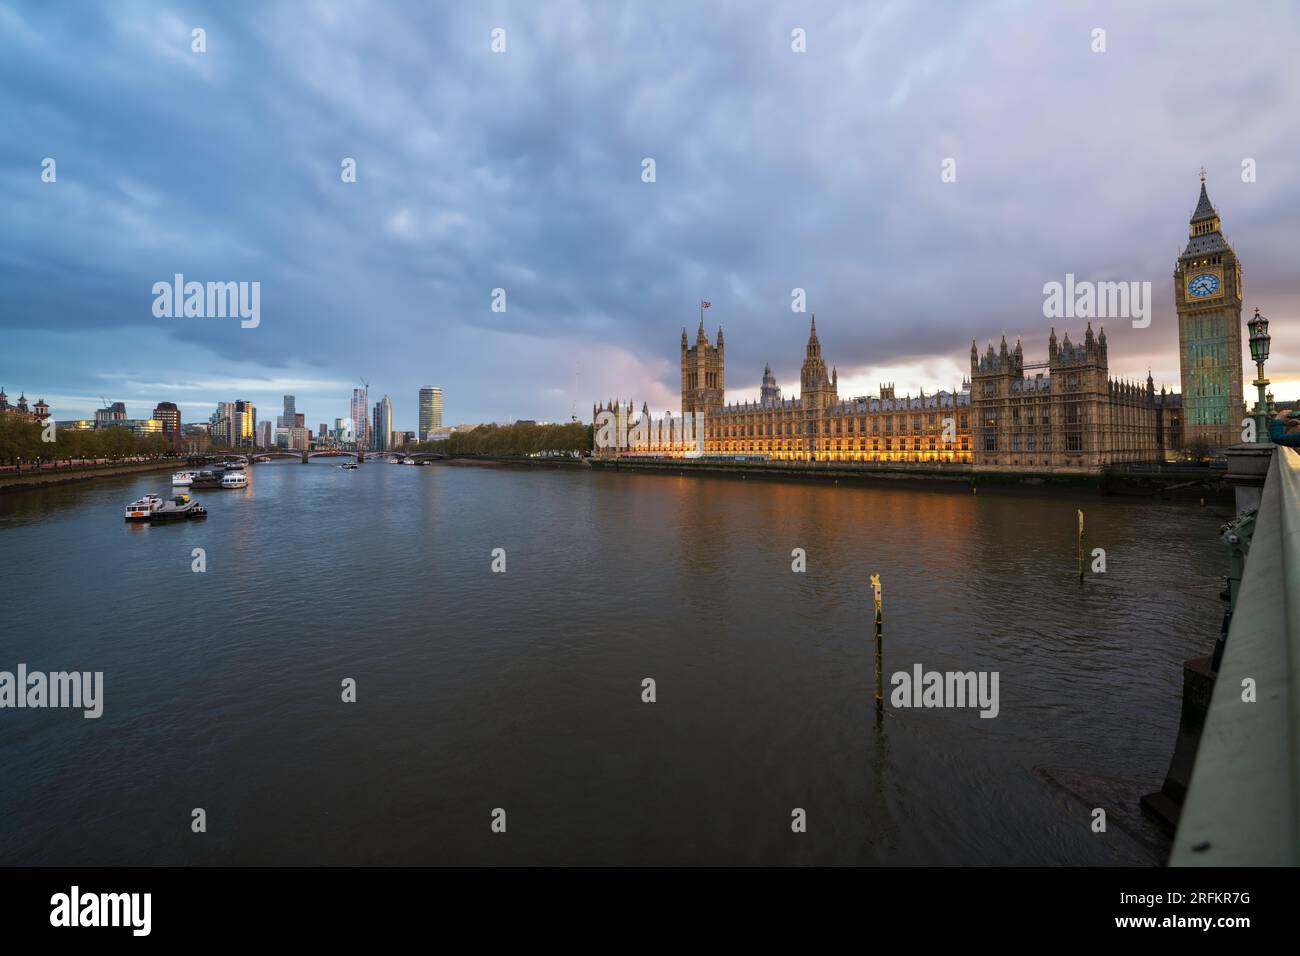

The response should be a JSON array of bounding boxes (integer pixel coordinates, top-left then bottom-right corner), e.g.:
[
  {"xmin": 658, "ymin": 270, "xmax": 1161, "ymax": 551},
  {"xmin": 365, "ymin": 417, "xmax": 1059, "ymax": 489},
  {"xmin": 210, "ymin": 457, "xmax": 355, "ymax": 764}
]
[{"xmin": 0, "ymin": 460, "xmax": 1230, "ymax": 865}]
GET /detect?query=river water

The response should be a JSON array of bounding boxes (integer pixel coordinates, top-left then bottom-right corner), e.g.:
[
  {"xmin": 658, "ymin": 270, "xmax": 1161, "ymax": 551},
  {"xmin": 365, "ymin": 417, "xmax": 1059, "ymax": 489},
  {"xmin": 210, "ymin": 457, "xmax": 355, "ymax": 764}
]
[{"xmin": 0, "ymin": 460, "xmax": 1230, "ymax": 865}]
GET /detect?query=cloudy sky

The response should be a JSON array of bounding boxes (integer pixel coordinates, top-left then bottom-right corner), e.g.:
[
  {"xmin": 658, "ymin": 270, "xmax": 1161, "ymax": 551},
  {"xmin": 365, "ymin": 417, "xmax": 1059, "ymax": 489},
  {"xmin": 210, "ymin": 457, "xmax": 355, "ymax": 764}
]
[{"xmin": 2, "ymin": 0, "xmax": 1298, "ymax": 430}]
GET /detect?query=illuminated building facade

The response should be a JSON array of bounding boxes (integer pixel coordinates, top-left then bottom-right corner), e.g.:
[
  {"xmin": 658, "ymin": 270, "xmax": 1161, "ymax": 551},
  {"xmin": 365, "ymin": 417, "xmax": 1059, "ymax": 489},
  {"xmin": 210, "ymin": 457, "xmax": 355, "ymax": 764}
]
[
  {"xmin": 595, "ymin": 315, "xmax": 1181, "ymax": 472},
  {"xmin": 593, "ymin": 318, "xmax": 974, "ymax": 463}
]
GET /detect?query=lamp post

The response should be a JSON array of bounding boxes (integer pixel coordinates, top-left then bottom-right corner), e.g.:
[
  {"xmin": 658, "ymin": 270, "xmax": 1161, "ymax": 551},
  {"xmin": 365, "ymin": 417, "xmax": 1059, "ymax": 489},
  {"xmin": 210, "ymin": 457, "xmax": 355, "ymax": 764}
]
[{"xmin": 1248, "ymin": 307, "xmax": 1271, "ymax": 441}]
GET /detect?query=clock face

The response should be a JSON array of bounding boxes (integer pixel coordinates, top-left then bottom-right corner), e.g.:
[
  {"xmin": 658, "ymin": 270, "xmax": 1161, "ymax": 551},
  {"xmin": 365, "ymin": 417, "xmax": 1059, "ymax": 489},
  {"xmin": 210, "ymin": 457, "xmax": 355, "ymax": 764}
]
[{"xmin": 1188, "ymin": 272, "xmax": 1221, "ymax": 297}]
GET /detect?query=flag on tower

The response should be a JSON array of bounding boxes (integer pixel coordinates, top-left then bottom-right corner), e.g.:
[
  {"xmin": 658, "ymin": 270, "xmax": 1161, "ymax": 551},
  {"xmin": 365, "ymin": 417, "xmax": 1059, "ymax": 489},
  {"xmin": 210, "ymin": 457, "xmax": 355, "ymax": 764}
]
[{"xmin": 701, "ymin": 300, "xmax": 711, "ymax": 309}]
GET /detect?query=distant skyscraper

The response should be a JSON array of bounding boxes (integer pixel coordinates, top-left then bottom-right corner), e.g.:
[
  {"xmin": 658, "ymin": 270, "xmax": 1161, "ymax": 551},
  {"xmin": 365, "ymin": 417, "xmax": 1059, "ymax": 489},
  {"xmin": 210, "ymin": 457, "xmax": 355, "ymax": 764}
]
[
  {"xmin": 152, "ymin": 401, "xmax": 180, "ymax": 434},
  {"xmin": 373, "ymin": 395, "xmax": 394, "ymax": 451},
  {"xmin": 258, "ymin": 420, "xmax": 272, "ymax": 449},
  {"xmin": 351, "ymin": 387, "xmax": 369, "ymax": 448},
  {"xmin": 234, "ymin": 400, "xmax": 257, "ymax": 448},
  {"xmin": 209, "ymin": 402, "xmax": 236, "ymax": 446},
  {"xmin": 280, "ymin": 395, "xmax": 295, "ymax": 431},
  {"xmin": 419, "ymin": 386, "xmax": 443, "ymax": 440}
]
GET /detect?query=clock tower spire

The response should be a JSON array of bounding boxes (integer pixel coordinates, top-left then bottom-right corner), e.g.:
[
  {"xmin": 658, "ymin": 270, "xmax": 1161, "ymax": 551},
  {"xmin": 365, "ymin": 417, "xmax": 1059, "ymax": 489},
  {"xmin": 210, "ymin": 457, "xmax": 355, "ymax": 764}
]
[{"xmin": 1174, "ymin": 171, "xmax": 1245, "ymax": 452}]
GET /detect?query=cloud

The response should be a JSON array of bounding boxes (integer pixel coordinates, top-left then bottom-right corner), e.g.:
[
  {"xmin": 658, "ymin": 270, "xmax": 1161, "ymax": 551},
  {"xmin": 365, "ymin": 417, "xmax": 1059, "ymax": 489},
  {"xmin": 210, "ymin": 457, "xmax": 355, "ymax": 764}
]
[{"xmin": 2, "ymin": 0, "xmax": 1299, "ymax": 430}]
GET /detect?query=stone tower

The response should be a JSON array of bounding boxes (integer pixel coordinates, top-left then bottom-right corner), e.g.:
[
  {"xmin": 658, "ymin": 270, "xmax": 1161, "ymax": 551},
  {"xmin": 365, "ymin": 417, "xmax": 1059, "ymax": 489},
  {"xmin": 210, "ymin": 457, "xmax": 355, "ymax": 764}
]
[
  {"xmin": 799, "ymin": 316, "xmax": 836, "ymax": 408},
  {"xmin": 799, "ymin": 315, "xmax": 837, "ymax": 457},
  {"xmin": 760, "ymin": 363, "xmax": 782, "ymax": 407},
  {"xmin": 1174, "ymin": 171, "xmax": 1244, "ymax": 451},
  {"xmin": 681, "ymin": 320, "xmax": 725, "ymax": 418}
]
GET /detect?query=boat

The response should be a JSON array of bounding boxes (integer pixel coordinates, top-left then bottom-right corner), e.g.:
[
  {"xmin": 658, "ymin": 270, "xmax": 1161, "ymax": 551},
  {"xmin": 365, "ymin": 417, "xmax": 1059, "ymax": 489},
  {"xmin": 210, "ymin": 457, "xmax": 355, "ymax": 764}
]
[
  {"xmin": 149, "ymin": 494, "xmax": 206, "ymax": 522},
  {"xmin": 401, "ymin": 458, "xmax": 416, "ymax": 465},
  {"xmin": 190, "ymin": 469, "xmax": 222, "ymax": 488},
  {"xmin": 171, "ymin": 471, "xmax": 196, "ymax": 486},
  {"xmin": 124, "ymin": 494, "xmax": 163, "ymax": 521},
  {"xmin": 220, "ymin": 471, "xmax": 248, "ymax": 488},
  {"xmin": 340, "ymin": 462, "xmax": 358, "ymax": 470}
]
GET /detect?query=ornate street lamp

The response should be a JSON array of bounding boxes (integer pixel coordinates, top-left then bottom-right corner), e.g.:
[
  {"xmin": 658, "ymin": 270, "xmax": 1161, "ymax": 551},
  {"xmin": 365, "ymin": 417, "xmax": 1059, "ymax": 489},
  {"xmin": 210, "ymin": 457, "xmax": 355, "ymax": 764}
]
[{"xmin": 1248, "ymin": 307, "xmax": 1271, "ymax": 441}]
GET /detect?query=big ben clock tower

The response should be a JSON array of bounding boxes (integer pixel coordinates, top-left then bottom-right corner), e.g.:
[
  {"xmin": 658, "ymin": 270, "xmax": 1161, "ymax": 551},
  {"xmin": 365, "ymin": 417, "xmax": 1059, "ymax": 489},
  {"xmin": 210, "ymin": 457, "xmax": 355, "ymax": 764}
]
[{"xmin": 1174, "ymin": 171, "xmax": 1245, "ymax": 451}]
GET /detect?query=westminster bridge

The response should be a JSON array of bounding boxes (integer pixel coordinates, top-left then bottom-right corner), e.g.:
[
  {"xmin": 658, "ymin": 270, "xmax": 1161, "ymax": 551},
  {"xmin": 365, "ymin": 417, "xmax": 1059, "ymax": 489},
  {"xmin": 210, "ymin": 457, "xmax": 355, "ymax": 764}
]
[{"xmin": 1165, "ymin": 443, "xmax": 1300, "ymax": 865}]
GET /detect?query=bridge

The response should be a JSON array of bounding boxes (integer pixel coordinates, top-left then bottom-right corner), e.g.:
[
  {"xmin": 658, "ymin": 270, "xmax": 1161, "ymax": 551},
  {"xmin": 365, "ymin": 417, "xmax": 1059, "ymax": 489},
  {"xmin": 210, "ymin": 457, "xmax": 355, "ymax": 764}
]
[
  {"xmin": 1167, "ymin": 443, "xmax": 1300, "ymax": 865},
  {"xmin": 248, "ymin": 450, "xmax": 446, "ymax": 464}
]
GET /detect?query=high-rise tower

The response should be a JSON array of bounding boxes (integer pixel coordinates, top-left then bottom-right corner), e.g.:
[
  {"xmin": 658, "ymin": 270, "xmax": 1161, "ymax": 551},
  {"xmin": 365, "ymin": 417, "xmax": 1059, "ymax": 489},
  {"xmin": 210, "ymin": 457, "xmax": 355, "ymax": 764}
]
[
  {"xmin": 373, "ymin": 395, "xmax": 393, "ymax": 451},
  {"xmin": 419, "ymin": 386, "xmax": 443, "ymax": 440},
  {"xmin": 350, "ymin": 387, "xmax": 369, "ymax": 449},
  {"xmin": 1175, "ymin": 171, "xmax": 1244, "ymax": 450}
]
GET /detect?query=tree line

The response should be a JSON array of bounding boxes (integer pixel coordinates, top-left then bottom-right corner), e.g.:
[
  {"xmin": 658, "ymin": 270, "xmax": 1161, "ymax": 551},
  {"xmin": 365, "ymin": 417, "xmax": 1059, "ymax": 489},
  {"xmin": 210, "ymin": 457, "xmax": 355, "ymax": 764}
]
[
  {"xmin": 0, "ymin": 416, "xmax": 175, "ymax": 466},
  {"xmin": 413, "ymin": 421, "xmax": 592, "ymax": 457}
]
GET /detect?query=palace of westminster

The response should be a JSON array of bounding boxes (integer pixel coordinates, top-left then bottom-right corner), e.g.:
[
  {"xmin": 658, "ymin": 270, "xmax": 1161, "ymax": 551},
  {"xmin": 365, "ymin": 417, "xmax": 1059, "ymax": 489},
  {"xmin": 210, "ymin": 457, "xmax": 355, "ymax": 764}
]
[{"xmin": 596, "ymin": 176, "xmax": 1253, "ymax": 473}]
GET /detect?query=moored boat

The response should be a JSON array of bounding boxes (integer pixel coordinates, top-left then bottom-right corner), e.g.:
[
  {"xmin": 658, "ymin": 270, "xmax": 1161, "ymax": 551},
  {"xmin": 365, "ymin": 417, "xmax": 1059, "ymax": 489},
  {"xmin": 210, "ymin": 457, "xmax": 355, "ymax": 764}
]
[
  {"xmin": 220, "ymin": 471, "xmax": 248, "ymax": 488},
  {"xmin": 172, "ymin": 471, "xmax": 196, "ymax": 486},
  {"xmin": 124, "ymin": 494, "xmax": 163, "ymax": 521},
  {"xmin": 149, "ymin": 494, "xmax": 205, "ymax": 522}
]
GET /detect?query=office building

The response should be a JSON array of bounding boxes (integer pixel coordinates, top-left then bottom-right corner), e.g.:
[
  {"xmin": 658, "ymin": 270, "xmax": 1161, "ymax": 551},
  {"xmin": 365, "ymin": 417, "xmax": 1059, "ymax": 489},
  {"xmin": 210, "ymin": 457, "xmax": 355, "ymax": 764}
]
[
  {"xmin": 152, "ymin": 401, "xmax": 180, "ymax": 434},
  {"xmin": 419, "ymin": 386, "xmax": 443, "ymax": 441}
]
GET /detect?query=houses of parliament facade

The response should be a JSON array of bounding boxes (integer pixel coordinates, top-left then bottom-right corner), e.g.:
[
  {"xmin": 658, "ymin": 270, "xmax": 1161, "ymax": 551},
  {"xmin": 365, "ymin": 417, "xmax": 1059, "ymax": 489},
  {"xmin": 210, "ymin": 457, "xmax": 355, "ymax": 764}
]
[{"xmin": 596, "ymin": 176, "xmax": 1264, "ymax": 472}]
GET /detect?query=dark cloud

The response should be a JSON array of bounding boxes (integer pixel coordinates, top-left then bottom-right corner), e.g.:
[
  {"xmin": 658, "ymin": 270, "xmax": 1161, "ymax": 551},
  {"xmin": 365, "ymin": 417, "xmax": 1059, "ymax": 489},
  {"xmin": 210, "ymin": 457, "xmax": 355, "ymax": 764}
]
[{"xmin": 2, "ymin": 0, "xmax": 1298, "ymax": 426}]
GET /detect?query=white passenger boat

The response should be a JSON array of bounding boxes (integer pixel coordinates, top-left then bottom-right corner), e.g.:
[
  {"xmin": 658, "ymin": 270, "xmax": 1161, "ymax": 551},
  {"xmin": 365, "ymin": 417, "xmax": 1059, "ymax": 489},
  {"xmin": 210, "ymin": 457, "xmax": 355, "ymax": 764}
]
[
  {"xmin": 172, "ymin": 471, "xmax": 196, "ymax": 486},
  {"xmin": 124, "ymin": 494, "xmax": 163, "ymax": 521},
  {"xmin": 220, "ymin": 471, "xmax": 248, "ymax": 488}
]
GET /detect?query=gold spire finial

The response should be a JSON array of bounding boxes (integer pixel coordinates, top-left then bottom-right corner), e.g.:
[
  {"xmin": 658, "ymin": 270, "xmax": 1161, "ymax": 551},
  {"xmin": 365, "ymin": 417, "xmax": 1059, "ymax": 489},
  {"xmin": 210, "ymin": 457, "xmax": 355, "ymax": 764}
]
[{"xmin": 1199, "ymin": 165, "xmax": 1207, "ymax": 183}]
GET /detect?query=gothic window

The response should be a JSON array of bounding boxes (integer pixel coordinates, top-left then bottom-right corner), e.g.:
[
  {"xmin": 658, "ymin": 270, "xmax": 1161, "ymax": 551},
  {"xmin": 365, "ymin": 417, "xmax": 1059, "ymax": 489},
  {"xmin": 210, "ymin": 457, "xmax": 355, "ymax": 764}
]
[
  {"xmin": 984, "ymin": 435, "xmax": 997, "ymax": 451},
  {"xmin": 1067, "ymin": 434, "xmax": 1082, "ymax": 452}
]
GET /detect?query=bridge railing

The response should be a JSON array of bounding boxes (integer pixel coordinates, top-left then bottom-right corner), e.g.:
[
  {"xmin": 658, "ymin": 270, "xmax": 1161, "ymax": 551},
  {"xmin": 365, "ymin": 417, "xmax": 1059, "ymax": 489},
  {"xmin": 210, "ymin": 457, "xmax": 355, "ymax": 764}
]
[{"xmin": 1171, "ymin": 446, "xmax": 1300, "ymax": 865}]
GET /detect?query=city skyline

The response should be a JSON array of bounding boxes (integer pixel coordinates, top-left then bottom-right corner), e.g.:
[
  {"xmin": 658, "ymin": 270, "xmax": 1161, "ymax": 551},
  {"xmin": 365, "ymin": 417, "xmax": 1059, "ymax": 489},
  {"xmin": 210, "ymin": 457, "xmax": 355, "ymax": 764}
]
[{"xmin": 4, "ymin": 2, "xmax": 1300, "ymax": 427}]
